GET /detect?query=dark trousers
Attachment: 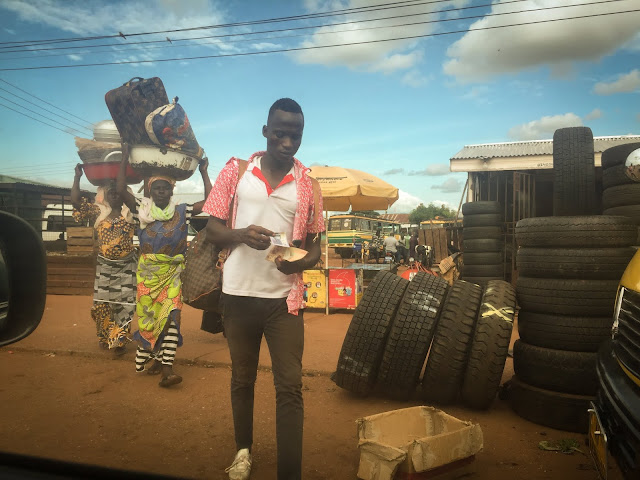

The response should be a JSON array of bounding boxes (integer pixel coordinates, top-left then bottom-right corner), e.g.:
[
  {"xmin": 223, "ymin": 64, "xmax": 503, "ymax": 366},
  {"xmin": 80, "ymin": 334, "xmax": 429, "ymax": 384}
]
[{"xmin": 222, "ymin": 294, "xmax": 304, "ymax": 480}]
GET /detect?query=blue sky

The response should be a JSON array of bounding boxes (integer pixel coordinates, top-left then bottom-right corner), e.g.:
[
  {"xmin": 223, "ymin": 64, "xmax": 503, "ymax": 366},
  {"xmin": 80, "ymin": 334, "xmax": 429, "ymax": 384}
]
[{"xmin": 0, "ymin": 0, "xmax": 639, "ymax": 212}]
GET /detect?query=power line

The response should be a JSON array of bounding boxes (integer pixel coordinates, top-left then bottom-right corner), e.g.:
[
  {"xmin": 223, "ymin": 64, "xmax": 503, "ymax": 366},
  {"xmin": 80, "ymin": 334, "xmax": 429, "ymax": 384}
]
[
  {"xmin": 0, "ymin": 0, "xmax": 531, "ymax": 55},
  {"xmin": 0, "ymin": 0, "xmax": 621, "ymax": 60},
  {"xmin": 0, "ymin": 103, "xmax": 79, "ymax": 137},
  {"xmin": 0, "ymin": 0, "xmax": 442, "ymax": 48},
  {"xmin": 0, "ymin": 87, "xmax": 92, "ymax": 131},
  {"xmin": 0, "ymin": 78, "xmax": 93, "ymax": 125},
  {"xmin": 0, "ymin": 94, "xmax": 87, "ymax": 135},
  {"xmin": 0, "ymin": 8, "xmax": 635, "ymax": 72}
]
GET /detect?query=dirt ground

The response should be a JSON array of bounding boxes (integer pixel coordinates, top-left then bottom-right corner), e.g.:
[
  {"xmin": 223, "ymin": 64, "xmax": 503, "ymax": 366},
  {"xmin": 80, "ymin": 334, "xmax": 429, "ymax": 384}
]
[{"xmin": 0, "ymin": 279, "xmax": 625, "ymax": 479}]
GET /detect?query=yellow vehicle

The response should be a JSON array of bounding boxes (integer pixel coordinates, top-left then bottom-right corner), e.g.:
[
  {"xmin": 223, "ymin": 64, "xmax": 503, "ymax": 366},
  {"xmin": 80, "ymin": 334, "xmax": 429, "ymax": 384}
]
[
  {"xmin": 327, "ymin": 214, "xmax": 400, "ymax": 259},
  {"xmin": 589, "ymin": 147, "xmax": 640, "ymax": 479}
]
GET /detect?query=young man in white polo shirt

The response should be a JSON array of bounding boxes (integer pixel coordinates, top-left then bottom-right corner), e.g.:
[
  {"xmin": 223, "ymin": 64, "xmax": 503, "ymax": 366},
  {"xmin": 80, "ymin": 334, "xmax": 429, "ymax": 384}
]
[{"xmin": 203, "ymin": 98, "xmax": 324, "ymax": 480}]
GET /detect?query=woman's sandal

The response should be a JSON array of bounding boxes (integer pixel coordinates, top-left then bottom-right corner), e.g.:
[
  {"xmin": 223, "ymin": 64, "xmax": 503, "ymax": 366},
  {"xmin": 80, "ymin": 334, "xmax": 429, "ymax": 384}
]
[{"xmin": 159, "ymin": 374, "xmax": 182, "ymax": 388}]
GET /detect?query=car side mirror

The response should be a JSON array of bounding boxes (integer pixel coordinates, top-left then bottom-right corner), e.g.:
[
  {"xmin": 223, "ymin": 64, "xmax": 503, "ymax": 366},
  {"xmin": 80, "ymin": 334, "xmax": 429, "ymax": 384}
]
[
  {"xmin": 0, "ymin": 211, "xmax": 47, "ymax": 346},
  {"xmin": 625, "ymin": 147, "xmax": 640, "ymax": 183}
]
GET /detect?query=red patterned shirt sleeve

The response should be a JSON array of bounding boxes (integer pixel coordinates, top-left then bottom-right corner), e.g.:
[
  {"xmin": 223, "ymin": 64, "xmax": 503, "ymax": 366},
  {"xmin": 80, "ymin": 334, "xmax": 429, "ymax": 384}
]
[
  {"xmin": 202, "ymin": 159, "xmax": 239, "ymax": 220},
  {"xmin": 308, "ymin": 188, "xmax": 325, "ymax": 234}
]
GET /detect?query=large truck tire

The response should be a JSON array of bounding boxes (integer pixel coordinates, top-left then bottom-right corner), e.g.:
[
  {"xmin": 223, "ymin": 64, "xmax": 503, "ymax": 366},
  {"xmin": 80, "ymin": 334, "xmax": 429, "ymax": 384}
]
[
  {"xmin": 463, "ymin": 252, "xmax": 503, "ymax": 265},
  {"xmin": 508, "ymin": 375, "xmax": 593, "ymax": 433},
  {"xmin": 462, "ymin": 264, "xmax": 504, "ymax": 277},
  {"xmin": 513, "ymin": 340, "xmax": 598, "ymax": 395},
  {"xmin": 462, "ymin": 276, "xmax": 504, "ymax": 287},
  {"xmin": 421, "ymin": 280, "xmax": 482, "ymax": 404},
  {"xmin": 333, "ymin": 271, "xmax": 409, "ymax": 395},
  {"xmin": 601, "ymin": 142, "xmax": 640, "ymax": 169},
  {"xmin": 463, "ymin": 239, "xmax": 504, "ymax": 252},
  {"xmin": 603, "ymin": 164, "xmax": 636, "ymax": 190},
  {"xmin": 603, "ymin": 206, "xmax": 640, "ymax": 225},
  {"xmin": 463, "ymin": 214, "xmax": 502, "ymax": 228},
  {"xmin": 516, "ymin": 277, "xmax": 618, "ymax": 316},
  {"xmin": 461, "ymin": 280, "xmax": 516, "ymax": 409},
  {"xmin": 463, "ymin": 226, "xmax": 502, "ymax": 240},
  {"xmin": 517, "ymin": 247, "xmax": 634, "ymax": 279},
  {"xmin": 602, "ymin": 184, "xmax": 640, "ymax": 210},
  {"xmin": 462, "ymin": 201, "xmax": 502, "ymax": 215},
  {"xmin": 552, "ymin": 126, "xmax": 596, "ymax": 216},
  {"xmin": 515, "ymin": 216, "xmax": 638, "ymax": 248},
  {"xmin": 376, "ymin": 273, "xmax": 449, "ymax": 400},
  {"xmin": 517, "ymin": 311, "xmax": 613, "ymax": 352}
]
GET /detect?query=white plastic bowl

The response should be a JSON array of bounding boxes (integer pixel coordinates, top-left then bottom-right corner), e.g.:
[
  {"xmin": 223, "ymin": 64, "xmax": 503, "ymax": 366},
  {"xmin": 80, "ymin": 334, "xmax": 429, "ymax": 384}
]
[{"xmin": 128, "ymin": 144, "xmax": 199, "ymax": 181}]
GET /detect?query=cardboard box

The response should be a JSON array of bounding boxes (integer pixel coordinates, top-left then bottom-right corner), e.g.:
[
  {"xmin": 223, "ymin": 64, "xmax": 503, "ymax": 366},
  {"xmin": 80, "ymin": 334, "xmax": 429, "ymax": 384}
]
[{"xmin": 356, "ymin": 406, "xmax": 483, "ymax": 480}]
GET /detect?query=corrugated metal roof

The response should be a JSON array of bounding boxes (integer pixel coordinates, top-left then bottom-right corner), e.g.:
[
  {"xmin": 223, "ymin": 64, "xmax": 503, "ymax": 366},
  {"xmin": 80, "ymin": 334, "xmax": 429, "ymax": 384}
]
[{"xmin": 451, "ymin": 135, "xmax": 640, "ymax": 160}]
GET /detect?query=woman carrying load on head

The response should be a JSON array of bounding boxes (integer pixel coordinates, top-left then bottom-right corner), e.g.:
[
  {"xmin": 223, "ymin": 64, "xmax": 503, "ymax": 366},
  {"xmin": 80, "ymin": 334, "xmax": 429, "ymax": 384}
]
[
  {"xmin": 71, "ymin": 164, "xmax": 138, "ymax": 356},
  {"xmin": 117, "ymin": 144, "xmax": 212, "ymax": 388}
]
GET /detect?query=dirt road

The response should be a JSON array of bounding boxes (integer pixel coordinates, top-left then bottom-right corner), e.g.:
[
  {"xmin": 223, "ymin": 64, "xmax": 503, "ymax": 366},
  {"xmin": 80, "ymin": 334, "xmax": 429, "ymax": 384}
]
[{"xmin": 0, "ymin": 295, "xmax": 622, "ymax": 480}]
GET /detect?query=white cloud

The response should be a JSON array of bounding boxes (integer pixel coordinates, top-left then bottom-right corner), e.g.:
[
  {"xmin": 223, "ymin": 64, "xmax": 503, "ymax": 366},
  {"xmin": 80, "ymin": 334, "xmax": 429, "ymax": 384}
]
[
  {"xmin": 508, "ymin": 113, "xmax": 583, "ymax": 140},
  {"xmin": 290, "ymin": 0, "xmax": 445, "ymax": 73},
  {"xmin": 4, "ymin": 28, "xmax": 15, "ymax": 34},
  {"xmin": 584, "ymin": 108, "xmax": 602, "ymax": 121},
  {"xmin": 383, "ymin": 168, "xmax": 405, "ymax": 175},
  {"xmin": 67, "ymin": 54, "xmax": 83, "ymax": 61},
  {"xmin": 411, "ymin": 164, "xmax": 450, "ymax": 176},
  {"xmin": 387, "ymin": 190, "xmax": 425, "ymax": 213},
  {"xmin": 402, "ymin": 70, "xmax": 430, "ymax": 87},
  {"xmin": 443, "ymin": 0, "xmax": 640, "ymax": 83},
  {"xmin": 593, "ymin": 69, "xmax": 640, "ymax": 95},
  {"xmin": 432, "ymin": 178, "xmax": 463, "ymax": 193}
]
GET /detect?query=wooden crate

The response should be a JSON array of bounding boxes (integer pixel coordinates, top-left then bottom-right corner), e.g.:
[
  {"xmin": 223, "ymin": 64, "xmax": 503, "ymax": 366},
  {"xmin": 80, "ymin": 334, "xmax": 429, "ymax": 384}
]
[
  {"xmin": 67, "ymin": 226, "xmax": 96, "ymax": 254},
  {"xmin": 419, "ymin": 227, "xmax": 449, "ymax": 263},
  {"xmin": 47, "ymin": 253, "xmax": 96, "ymax": 295}
]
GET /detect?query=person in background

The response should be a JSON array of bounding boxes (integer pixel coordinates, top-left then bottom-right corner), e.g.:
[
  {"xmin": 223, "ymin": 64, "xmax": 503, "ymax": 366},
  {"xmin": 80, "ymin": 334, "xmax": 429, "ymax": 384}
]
[
  {"xmin": 71, "ymin": 165, "xmax": 137, "ymax": 356},
  {"xmin": 368, "ymin": 229, "xmax": 382, "ymax": 264},
  {"xmin": 203, "ymin": 98, "xmax": 324, "ymax": 480},
  {"xmin": 397, "ymin": 233, "xmax": 409, "ymax": 264},
  {"xmin": 409, "ymin": 230, "xmax": 419, "ymax": 260},
  {"xmin": 383, "ymin": 232, "xmax": 399, "ymax": 263},
  {"xmin": 117, "ymin": 144, "xmax": 212, "ymax": 388}
]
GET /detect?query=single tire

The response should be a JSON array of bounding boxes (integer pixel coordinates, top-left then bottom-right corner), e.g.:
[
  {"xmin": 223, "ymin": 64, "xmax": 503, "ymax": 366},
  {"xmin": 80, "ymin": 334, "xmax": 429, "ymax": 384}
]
[
  {"xmin": 338, "ymin": 248, "xmax": 353, "ymax": 259},
  {"xmin": 516, "ymin": 247, "xmax": 634, "ymax": 279},
  {"xmin": 421, "ymin": 280, "xmax": 482, "ymax": 404},
  {"xmin": 518, "ymin": 311, "xmax": 613, "ymax": 352},
  {"xmin": 601, "ymin": 142, "xmax": 640, "ymax": 169},
  {"xmin": 461, "ymin": 280, "xmax": 517, "ymax": 410},
  {"xmin": 513, "ymin": 340, "xmax": 598, "ymax": 395},
  {"xmin": 602, "ymin": 184, "xmax": 640, "ymax": 209},
  {"xmin": 508, "ymin": 375, "xmax": 593, "ymax": 433},
  {"xmin": 462, "ymin": 276, "xmax": 504, "ymax": 286},
  {"xmin": 463, "ymin": 239, "xmax": 504, "ymax": 252},
  {"xmin": 603, "ymin": 164, "xmax": 635, "ymax": 190},
  {"xmin": 463, "ymin": 226, "xmax": 502, "ymax": 240},
  {"xmin": 515, "ymin": 216, "xmax": 638, "ymax": 247},
  {"xmin": 376, "ymin": 273, "xmax": 449, "ymax": 400},
  {"xmin": 333, "ymin": 271, "xmax": 409, "ymax": 395},
  {"xmin": 602, "ymin": 206, "xmax": 640, "ymax": 225},
  {"xmin": 462, "ymin": 263, "xmax": 504, "ymax": 277},
  {"xmin": 463, "ymin": 214, "xmax": 502, "ymax": 228},
  {"xmin": 463, "ymin": 252, "xmax": 503, "ymax": 265},
  {"xmin": 516, "ymin": 277, "xmax": 618, "ymax": 316},
  {"xmin": 553, "ymin": 127, "xmax": 596, "ymax": 216},
  {"xmin": 462, "ymin": 201, "xmax": 502, "ymax": 216}
]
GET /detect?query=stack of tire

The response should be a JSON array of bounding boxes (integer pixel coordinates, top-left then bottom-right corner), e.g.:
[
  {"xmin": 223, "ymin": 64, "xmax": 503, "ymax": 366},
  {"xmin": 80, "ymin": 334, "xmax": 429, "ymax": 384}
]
[
  {"xmin": 509, "ymin": 126, "xmax": 640, "ymax": 433},
  {"xmin": 601, "ymin": 142, "xmax": 640, "ymax": 225},
  {"xmin": 461, "ymin": 201, "xmax": 504, "ymax": 286},
  {"xmin": 333, "ymin": 270, "xmax": 517, "ymax": 410}
]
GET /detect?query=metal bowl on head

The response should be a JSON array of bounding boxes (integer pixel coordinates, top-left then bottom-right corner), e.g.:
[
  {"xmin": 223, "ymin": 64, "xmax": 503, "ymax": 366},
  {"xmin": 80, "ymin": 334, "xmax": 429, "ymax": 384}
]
[
  {"xmin": 625, "ymin": 148, "xmax": 640, "ymax": 183},
  {"xmin": 128, "ymin": 144, "xmax": 200, "ymax": 181},
  {"xmin": 92, "ymin": 120, "xmax": 121, "ymax": 143},
  {"xmin": 82, "ymin": 160, "xmax": 143, "ymax": 187}
]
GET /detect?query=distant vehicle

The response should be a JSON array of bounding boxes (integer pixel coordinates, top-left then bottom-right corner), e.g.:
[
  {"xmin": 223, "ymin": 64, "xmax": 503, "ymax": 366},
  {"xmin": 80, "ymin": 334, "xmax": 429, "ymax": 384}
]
[{"xmin": 327, "ymin": 214, "xmax": 400, "ymax": 259}]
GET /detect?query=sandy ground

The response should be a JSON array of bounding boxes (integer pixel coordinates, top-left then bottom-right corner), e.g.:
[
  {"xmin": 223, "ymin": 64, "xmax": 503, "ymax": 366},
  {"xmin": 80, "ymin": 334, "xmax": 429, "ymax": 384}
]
[{"xmin": 0, "ymin": 290, "xmax": 624, "ymax": 480}]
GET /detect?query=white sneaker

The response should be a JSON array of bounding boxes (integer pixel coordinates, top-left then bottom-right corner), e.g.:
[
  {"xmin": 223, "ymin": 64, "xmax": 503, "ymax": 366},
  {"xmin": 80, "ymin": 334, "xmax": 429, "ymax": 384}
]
[{"xmin": 225, "ymin": 448, "xmax": 252, "ymax": 480}]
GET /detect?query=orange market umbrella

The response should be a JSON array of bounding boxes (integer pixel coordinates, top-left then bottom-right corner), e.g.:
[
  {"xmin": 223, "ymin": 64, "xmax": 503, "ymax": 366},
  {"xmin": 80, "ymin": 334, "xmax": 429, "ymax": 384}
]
[{"xmin": 308, "ymin": 166, "xmax": 399, "ymax": 212}]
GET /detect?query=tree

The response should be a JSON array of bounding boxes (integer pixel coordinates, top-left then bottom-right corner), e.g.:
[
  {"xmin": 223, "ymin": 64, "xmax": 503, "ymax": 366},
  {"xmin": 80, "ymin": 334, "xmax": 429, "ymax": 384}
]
[
  {"xmin": 350, "ymin": 210, "xmax": 380, "ymax": 217},
  {"xmin": 408, "ymin": 203, "xmax": 457, "ymax": 224}
]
